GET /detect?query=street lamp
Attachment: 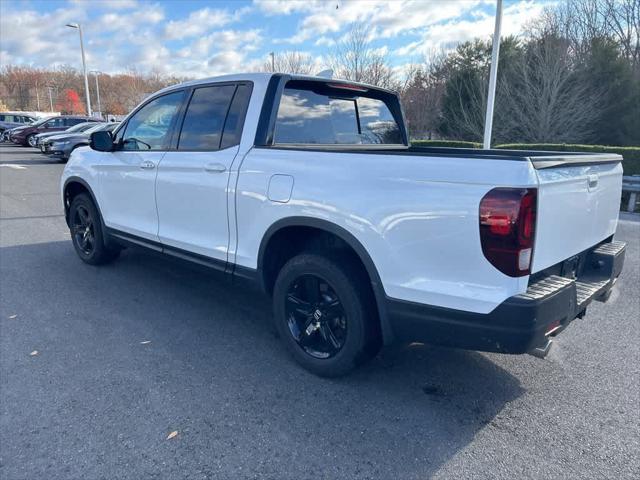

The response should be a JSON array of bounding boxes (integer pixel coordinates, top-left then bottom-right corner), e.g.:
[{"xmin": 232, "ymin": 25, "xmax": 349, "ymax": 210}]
[
  {"xmin": 66, "ymin": 23, "xmax": 92, "ymax": 116},
  {"xmin": 47, "ymin": 85, "xmax": 54, "ymax": 112},
  {"xmin": 89, "ymin": 70, "xmax": 102, "ymax": 118}
]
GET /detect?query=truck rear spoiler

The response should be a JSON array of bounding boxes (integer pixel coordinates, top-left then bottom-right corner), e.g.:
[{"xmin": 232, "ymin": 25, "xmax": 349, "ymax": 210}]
[{"xmin": 526, "ymin": 153, "xmax": 623, "ymax": 170}]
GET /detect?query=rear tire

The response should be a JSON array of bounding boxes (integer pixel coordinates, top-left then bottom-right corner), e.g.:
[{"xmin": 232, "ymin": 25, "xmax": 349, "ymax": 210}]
[
  {"xmin": 26, "ymin": 134, "xmax": 36, "ymax": 147},
  {"xmin": 272, "ymin": 252, "xmax": 378, "ymax": 377},
  {"xmin": 68, "ymin": 193, "xmax": 120, "ymax": 265}
]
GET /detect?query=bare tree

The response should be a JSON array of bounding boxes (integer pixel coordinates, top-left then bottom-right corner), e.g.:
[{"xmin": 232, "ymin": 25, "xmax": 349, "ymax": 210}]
[
  {"xmin": 328, "ymin": 22, "xmax": 397, "ymax": 89},
  {"xmin": 602, "ymin": 0, "xmax": 640, "ymax": 69},
  {"xmin": 534, "ymin": 0, "xmax": 639, "ymax": 69},
  {"xmin": 501, "ymin": 36, "xmax": 599, "ymax": 143},
  {"xmin": 400, "ymin": 51, "xmax": 447, "ymax": 139},
  {"xmin": 262, "ymin": 51, "xmax": 316, "ymax": 75}
]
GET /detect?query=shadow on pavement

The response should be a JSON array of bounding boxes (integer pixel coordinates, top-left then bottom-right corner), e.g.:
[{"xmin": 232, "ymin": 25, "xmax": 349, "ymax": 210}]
[{"xmin": 1, "ymin": 240, "xmax": 524, "ymax": 479}]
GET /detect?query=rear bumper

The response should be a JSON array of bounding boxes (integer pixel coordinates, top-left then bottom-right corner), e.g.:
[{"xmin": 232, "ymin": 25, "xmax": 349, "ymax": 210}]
[{"xmin": 386, "ymin": 240, "xmax": 626, "ymax": 356}]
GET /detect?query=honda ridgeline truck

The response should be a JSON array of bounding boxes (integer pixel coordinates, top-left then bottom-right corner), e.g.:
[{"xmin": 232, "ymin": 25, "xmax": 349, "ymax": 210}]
[{"xmin": 61, "ymin": 73, "xmax": 626, "ymax": 376}]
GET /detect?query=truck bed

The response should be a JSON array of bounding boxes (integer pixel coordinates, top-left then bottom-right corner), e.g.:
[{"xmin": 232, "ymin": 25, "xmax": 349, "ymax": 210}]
[{"xmin": 263, "ymin": 145, "xmax": 623, "ymax": 169}]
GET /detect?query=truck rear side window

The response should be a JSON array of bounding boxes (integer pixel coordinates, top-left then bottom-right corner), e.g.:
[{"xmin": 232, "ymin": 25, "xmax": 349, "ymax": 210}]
[{"xmin": 274, "ymin": 83, "xmax": 403, "ymax": 145}]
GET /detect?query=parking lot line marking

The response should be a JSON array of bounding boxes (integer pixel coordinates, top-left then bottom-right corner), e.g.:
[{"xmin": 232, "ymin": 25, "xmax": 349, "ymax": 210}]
[{"xmin": 0, "ymin": 164, "xmax": 27, "ymax": 170}]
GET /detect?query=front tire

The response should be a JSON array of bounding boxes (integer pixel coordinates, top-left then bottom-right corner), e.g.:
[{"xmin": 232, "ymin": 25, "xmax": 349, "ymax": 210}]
[
  {"xmin": 272, "ymin": 253, "xmax": 378, "ymax": 377},
  {"xmin": 68, "ymin": 193, "xmax": 119, "ymax": 265}
]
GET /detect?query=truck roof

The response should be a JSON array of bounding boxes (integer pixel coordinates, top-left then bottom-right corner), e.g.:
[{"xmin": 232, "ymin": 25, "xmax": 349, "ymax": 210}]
[{"xmin": 155, "ymin": 72, "xmax": 396, "ymax": 97}]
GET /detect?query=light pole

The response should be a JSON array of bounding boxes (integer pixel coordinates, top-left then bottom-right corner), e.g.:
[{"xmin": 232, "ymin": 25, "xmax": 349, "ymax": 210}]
[
  {"xmin": 35, "ymin": 79, "xmax": 41, "ymax": 111},
  {"xmin": 90, "ymin": 70, "xmax": 102, "ymax": 118},
  {"xmin": 269, "ymin": 52, "xmax": 275, "ymax": 72},
  {"xmin": 47, "ymin": 86, "xmax": 54, "ymax": 111},
  {"xmin": 66, "ymin": 23, "xmax": 91, "ymax": 116},
  {"xmin": 483, "ymin": 0, "xmax": 502, "ymax": 149}
]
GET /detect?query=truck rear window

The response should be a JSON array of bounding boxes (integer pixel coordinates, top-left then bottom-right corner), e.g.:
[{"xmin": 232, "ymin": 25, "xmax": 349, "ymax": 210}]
[{"xmin": 274, "ymin": 81, "xmax": 403, "ymax": 145}]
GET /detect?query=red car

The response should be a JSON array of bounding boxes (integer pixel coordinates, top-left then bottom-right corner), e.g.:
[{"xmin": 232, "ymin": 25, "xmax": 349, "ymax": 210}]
[{"xmin": 10, "ymin": 115, "xmax": 101, "ymax": 147}]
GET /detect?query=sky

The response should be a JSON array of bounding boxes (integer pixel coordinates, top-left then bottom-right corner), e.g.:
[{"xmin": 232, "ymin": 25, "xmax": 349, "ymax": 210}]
[{"xmin": 0, "ymin": 0, "xmax": 554, "ymax": 78}]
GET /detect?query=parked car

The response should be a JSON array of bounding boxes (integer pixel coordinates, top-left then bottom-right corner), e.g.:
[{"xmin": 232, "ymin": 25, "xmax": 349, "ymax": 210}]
[
  {"xmin": 11, "ymin": 115, "xmax": 101, "ymax": 147},
  {"xmin": 61, "ymin": 73, "xmax": 626, "ymax": 377},
  {"xmin": 0, "ymin": 112, "xmax": 36, "ymax": 135},
  {"xmin": 42, "ymin": 122, "xmax": 119, "ymax": 161},
  {"xmin": 0, "ymin": 129, "xmax": 14, "ymax": 143},
  {"xmin": 35, "ymin": 121, "xmax": 97, "ymax": 147}
]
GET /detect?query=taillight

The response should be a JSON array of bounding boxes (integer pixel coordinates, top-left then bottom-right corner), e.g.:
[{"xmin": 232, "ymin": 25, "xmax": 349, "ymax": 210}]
[{"xmin": 479, "ymin": 188, "xmax": 537, "ymax": 277}]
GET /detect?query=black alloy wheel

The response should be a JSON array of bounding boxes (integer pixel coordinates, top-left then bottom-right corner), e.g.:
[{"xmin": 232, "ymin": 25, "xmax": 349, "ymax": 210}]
[
  {"xmin": 285, "ymin": 274, "xmax": 348, "ymax": 359},
  {"xmin": 68, "ymin": 193, "xmax": 120, "ymax": 265},
  {"xmin": 71, "ymin": 204, "xmax": 95, "ymax": 256},
  {"xmin": 273, "ymin": 252, "xmax": 380, "ymax": 377}
]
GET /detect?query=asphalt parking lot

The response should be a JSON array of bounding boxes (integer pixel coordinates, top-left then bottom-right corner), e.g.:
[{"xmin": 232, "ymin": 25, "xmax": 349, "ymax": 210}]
[{"xmin": 1, "ymin": 143, "xmax": 638, "ymax": 480}]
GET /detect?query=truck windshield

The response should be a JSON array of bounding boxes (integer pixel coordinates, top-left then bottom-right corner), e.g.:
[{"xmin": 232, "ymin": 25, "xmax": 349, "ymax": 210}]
[{"xmin": 274, "ymin": 81, "xmax": 403, "ymax": 145}]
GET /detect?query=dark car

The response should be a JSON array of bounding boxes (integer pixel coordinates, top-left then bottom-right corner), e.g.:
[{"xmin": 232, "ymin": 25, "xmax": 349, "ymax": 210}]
[
  {"xmin": 35, "ymin": 121, "xmax": 97, "ymax": 147},
  {"xmin": 0, "ymin": 113, "xmax": 37, "ymax": 140},
  {"xmin": 10, "ymin": 115, "xmax": 101, "ymax": 147},
  {"xmin": 42, "ymin": 122, "xmax": 119, "ymax": 161}
]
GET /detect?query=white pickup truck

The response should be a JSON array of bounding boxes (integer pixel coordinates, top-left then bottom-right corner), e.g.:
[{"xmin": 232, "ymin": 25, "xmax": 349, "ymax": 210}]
[{"xmin": 61, "ymin": 73, "xmax": 626, "ymax": 376}]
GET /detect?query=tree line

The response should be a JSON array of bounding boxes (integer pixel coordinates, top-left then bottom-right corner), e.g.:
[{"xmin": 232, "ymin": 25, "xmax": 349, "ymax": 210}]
[
  {"xmin": 0, "ymin": 66, "xmax": 186, "ymax": 116},
  {"xmin": 403, "ymin": 0, "xmax": 639, "ymax": 146},
  {"xmin": 265, "ymin": 0, "xmax": 639, "ymax": 146},
  {"xmin": 1, "ymin": 0, "xmax": 637, "ymax": 146}
]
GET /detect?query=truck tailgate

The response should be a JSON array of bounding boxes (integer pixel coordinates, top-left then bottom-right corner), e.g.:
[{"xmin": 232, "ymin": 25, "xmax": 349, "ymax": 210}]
[{"xmin": 531, "ymin": 157, "xmax": 623, "ymax": 272}]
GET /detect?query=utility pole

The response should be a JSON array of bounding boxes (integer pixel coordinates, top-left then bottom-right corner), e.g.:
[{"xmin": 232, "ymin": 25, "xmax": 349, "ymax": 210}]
[
  {"xmin": 66, "ymin": 23, "xmax": 92, "ymax": 116},
  {"xmin": 269, "ymin": 52, "xmax": 275, "ymax": 72},
  {"xmin": 483, "ymin": 0, "xmax": 502, "ymax": 150}
]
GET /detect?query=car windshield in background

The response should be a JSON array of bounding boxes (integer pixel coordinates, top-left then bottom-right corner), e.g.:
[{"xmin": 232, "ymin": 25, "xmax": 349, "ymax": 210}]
[
  {"xmin": 66, "ymin": 122, "xmax": 96, "ymax": 133},
  {"xmin": 31, "ymin": 117, "xmax": 51, "ymax": 127},
  {"xmin": 101, "ymin": 122, "xmax": 119, "ymax": 132},
  {"xmin": 85, "ymin": 123, "xmax": 113, "ymax": 134},
  {"xmin": 274, "ymin": 82, "xmax": 403, "ymax": 145}
]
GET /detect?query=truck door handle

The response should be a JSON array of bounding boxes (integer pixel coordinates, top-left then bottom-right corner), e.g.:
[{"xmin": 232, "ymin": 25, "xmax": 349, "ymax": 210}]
[
  {"xmin": 204, "ymin": 162, "xmax": 226, "ymax": 173},
  {"xmin": 588, "ymin": 174, "xmax": 598, "ymax": 189},
  {"xmin": 140, "ymin": 160, "xmax": 156, "ymax": 170}
]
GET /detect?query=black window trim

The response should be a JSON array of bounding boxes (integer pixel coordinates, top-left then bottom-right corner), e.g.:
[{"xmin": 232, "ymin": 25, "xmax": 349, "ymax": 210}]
[
  {"xmin": 113, "ymin": 89, "xmax": 187, "ymax": 152},
  {"xmin": 170, "ymin": 80, "xmax": 254, "ymax": 152}
]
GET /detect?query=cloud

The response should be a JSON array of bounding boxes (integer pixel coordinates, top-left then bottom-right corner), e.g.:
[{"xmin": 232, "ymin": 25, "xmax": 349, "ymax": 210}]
[
  {"xmin": 415, "ymin": 0, "xmax": 548, "ymax": 53},
  {"xmin": 0, "ymin": 0, "xmax": 551, "ymax": 79},
  {"xmin": 253, "ymin": 0, "xmax": 320, "ymax": 16},
  {"xmin": 276, "ymin": 0, "xmax": 481, "ymax": 45},
  {"xmin": 96, "ymin": 4, "xmax": 164, "ymax": 33},
  {"xmin": 96, "ymin": 0, "xmax": 139, "ymax": 9},
  {"xmin": 173, "ymin": 29, "xmax": 264, "ymax": 76},
  {"xmin": 0, "ymin": 5, "xmax": 90, "ymax": 66},
  {"xmin": 164, "ymin": 7, "xmax": 236, "ymax": 40}
]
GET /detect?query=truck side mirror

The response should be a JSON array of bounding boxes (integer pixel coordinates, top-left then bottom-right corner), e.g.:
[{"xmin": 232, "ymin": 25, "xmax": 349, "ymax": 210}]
[{"xmin": 90, "ymin": 131, "xmax": 114, "ymax": 152}]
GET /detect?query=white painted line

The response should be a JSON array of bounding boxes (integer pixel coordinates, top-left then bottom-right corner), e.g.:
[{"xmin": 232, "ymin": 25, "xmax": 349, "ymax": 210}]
[{"xmin": 0, "ymin": 164, "xmax": 27, "ymax": 170}]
